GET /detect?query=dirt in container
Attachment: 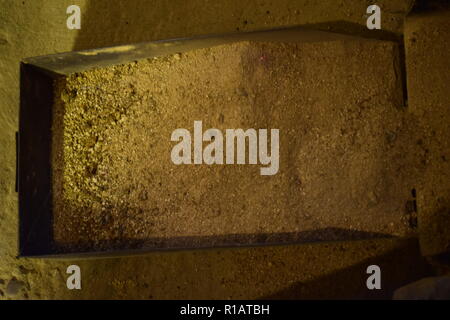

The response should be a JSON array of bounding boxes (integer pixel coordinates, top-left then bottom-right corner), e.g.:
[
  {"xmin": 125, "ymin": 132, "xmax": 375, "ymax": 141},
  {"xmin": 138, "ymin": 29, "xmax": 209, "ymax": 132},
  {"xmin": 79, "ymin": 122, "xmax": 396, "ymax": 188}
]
[{"xmin": 52, "ymin": 40, "xmax": 423, "ymax": 253}]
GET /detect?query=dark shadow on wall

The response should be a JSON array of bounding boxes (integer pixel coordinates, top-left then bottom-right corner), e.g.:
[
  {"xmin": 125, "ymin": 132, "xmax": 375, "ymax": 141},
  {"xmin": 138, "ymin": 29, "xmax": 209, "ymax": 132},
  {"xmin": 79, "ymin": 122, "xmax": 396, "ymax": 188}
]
[
  {"xmin": 411, "ymin": 0, "xmax": 450, "ymax": 13},
  {"xmin": 72, "ymin": 0, "xmax": 411, "ymax": 51},
  {"xmin": 73, "ymin": 0, "xmax": 269, "ymax": 51},
  {"xmin": 262, "ymin": 238, "xmax": 432, "ymax": 299}
]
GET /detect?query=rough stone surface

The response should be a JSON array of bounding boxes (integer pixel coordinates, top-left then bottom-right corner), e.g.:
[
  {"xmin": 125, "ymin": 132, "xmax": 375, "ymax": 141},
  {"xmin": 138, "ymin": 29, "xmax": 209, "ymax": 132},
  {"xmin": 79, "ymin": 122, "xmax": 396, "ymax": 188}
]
[
  {"xmin": 405, "ymin": 9, "xmax": 450, "ymax": 257},
  {"xmin": 1, "ymin": 0, "xmax": 442, "ymax": 300}
]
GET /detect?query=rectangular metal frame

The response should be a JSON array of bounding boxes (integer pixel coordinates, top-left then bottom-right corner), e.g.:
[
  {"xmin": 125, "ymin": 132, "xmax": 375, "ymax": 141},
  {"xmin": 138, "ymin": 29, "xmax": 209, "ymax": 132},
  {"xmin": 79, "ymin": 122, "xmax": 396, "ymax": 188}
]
[{"xmin": 18, "ymin": 26, "xmax": 398, "ymax": 258}]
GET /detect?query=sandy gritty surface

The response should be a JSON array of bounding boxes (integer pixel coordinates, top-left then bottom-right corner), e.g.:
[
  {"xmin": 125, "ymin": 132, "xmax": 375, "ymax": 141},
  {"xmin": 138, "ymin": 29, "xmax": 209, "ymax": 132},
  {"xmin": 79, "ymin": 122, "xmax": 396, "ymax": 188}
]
[
  {"xmin": 53, "ymin": 39, "xmax": 418, "ymax": 253},
  {"xmin": 2, "ymin": 0, "xmax": 448, "ymax": 300}
]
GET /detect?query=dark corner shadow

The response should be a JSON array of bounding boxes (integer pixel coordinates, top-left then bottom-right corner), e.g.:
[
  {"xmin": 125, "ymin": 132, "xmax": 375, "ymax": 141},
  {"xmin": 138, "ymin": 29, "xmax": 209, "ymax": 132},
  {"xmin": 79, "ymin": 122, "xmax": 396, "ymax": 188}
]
[
  {"xmin": 260, "ymin": 238, "xmax": 433, "ymax": 300},
  {"xmin": 411, "ymin": 0, "xmax": 450, "ymax": 13},
  {"xmin": 73, "ymin": 2, "xmax": 403, "ymax": 51},
  {"xmin": 302, "ymin": 20, "xmax": 408, "ymax": 104}
]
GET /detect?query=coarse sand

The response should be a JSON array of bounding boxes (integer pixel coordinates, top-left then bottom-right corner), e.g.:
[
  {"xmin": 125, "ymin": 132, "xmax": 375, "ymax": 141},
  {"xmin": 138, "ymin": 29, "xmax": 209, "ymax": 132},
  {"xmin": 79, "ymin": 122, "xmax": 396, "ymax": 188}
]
[{"xmin": 52, "ymin": 40, "xmax": 421, "ymax": 253}]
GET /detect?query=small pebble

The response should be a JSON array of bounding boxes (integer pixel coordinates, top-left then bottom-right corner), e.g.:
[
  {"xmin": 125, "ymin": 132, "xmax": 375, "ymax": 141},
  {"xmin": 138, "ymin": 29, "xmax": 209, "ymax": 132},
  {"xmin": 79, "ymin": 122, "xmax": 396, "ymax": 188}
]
[{"xmin": 6, "ymin": 278, "xmax": 25, "ymax": 296}]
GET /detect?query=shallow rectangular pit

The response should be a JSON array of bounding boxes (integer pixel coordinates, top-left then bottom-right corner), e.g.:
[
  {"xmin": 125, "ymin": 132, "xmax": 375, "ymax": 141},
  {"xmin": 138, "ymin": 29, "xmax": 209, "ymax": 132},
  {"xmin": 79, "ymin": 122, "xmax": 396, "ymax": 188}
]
[{"xmin": 18, "ymin": 27, "xmax": 416, "ymax": 258}]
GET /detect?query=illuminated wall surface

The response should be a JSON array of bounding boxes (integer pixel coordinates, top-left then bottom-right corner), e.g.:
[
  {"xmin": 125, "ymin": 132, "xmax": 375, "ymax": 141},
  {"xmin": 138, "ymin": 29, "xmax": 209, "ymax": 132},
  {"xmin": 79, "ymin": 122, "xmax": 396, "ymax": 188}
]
[{"xmin": 1, "ymin": 0, "xmax": 449, "ymax": 299}]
